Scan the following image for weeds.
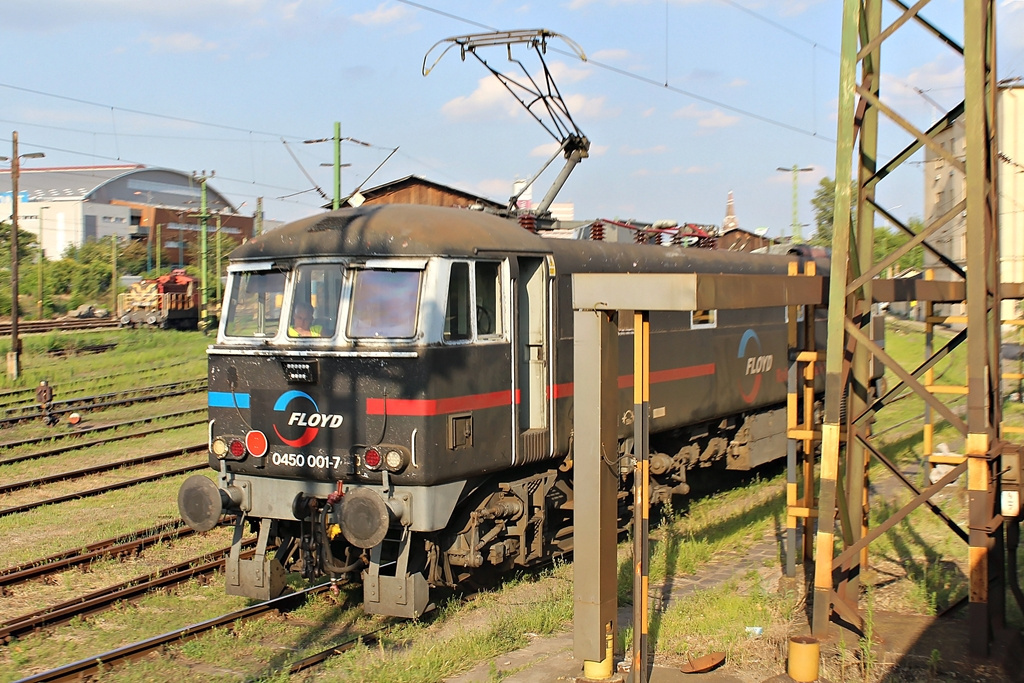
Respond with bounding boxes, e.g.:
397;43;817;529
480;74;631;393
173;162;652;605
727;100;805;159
859;585;877;682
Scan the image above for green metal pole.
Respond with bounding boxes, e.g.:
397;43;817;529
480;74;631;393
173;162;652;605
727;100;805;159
199;175;209;319
111;236;117;315
37;248;43;319
333;121;341;211
813;0;859;638
215;214;222;305
156;224;162;273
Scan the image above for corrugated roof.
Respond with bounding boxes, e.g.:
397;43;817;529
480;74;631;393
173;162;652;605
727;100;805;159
0;165;236;211
0;165;144;201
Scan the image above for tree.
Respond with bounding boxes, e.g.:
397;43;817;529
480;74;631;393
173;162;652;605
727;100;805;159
0;220;39;270
809;177;836;246
809;176;924;273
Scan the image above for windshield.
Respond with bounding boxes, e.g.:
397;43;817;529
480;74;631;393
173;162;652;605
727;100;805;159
223;270;286;337
348;269;422;339
288;264;343;338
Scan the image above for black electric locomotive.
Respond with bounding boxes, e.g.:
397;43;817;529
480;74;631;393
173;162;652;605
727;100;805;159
178;203;822;618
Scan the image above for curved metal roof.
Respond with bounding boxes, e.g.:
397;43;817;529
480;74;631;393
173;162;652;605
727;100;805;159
230;203;798;279
0;165;236;211
231;203;547;262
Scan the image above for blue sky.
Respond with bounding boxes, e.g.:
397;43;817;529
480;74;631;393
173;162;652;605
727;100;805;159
2;0;1023;236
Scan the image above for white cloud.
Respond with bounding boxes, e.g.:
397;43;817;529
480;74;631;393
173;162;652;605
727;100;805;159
885;58;964;122
673;165;714;175
146;32;218;53
351;2;411;26
475;178;514;198
440;63;609;123
529;140;607;158
672;104;740;128
548;61;592;84
280;1;302;21
621;144;668;156
441;75;523;122
530;142;564;158
566;93;621;119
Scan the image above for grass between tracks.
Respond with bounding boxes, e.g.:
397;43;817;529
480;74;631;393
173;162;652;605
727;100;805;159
3;323;1024;682
0;328;208;394
0;470;790;683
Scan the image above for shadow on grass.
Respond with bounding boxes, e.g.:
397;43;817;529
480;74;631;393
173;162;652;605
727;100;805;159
637;483;787;655
870;497;967;614
239;582;368;681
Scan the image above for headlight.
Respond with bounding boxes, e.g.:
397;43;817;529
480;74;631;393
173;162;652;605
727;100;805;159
384;448;406;472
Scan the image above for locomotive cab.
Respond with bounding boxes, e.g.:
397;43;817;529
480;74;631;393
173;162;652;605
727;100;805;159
182;218;558;615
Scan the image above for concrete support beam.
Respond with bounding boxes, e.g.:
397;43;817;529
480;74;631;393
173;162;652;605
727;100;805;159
572;308;620;667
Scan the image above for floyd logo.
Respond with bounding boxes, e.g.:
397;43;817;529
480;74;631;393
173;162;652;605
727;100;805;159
738;329;773;404
272;390;344;448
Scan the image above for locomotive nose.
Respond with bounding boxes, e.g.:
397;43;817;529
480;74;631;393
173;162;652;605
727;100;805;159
340;487;392;548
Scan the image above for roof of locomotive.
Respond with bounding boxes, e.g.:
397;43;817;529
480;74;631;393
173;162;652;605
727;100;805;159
230;204;549;262
230;203;807;276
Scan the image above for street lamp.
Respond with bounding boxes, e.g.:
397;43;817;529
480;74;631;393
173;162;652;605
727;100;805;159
776;165;814;243
2;131;45;379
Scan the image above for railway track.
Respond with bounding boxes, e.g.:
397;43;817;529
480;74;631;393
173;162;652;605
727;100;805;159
0;540;258;643
0;378;206;428
12;584;379;683
0;408;205;459
0;359;199;411
0;444;207;496
0;520;195;587
0;456;206;519
0;318;120;336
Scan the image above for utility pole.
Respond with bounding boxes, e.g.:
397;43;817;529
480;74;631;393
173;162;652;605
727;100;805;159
37;206;44;320
37;248;43;319
111;236;117;314
215;213;222;304
304;124;363;210
333;121;341;210
156;224;162;272
255;197;263;236
777;165;813;242
2;131;45;379
193;171;214;323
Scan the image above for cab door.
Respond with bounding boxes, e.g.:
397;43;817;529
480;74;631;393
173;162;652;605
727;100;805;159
513;256;551;464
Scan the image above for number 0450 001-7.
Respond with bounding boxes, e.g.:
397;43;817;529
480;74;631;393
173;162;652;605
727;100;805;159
270;452;342;469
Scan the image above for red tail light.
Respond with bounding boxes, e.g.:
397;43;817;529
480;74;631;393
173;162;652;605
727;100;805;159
364;447;382;470
229;439;247;458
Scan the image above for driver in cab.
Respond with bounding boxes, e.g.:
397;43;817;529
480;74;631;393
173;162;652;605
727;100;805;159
289;303;322;337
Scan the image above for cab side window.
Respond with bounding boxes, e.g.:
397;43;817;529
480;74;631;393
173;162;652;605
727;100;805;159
445;263;471;341
444;260;502;342
476;262;501;336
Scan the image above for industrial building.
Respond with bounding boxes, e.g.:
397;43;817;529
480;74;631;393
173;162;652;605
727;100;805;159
922;84;1024;317
0;165;254;263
